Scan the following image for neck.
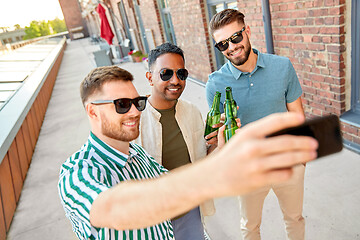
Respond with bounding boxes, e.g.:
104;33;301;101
148;95;177;110
233;49;258;73
92;130;130;155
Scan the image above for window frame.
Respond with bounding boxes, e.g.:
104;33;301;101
350;0;360;114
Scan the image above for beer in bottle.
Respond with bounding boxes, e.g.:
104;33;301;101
225;86;237;117
204;91;221;137
224;99;239;142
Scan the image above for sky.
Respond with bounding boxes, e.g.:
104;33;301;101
0;0;64;28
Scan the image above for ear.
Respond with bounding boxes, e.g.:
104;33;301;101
146;71;153;86
245;25;251;39
86;103;98;121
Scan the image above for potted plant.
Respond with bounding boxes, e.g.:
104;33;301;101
131;50;143;62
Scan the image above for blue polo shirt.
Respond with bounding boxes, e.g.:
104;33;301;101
206;49;302;126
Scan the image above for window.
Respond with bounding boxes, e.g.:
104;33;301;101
342;0;360;127
207;1;238;69
158;0;177;45
350;0;360;115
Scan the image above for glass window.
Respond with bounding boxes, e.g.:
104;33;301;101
207;1;238;69
158;0;177;45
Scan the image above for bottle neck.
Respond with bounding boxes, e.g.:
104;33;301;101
225;89;233;101
224;99;234;121
212;94;221;111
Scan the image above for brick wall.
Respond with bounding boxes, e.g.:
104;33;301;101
137;0;165;47
168;0;213;82
58;0;88;40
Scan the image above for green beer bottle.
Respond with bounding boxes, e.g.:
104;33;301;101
204;91;221;137
224;99;239;142
225;86;237;117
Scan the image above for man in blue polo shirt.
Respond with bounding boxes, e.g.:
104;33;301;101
206;9;306;240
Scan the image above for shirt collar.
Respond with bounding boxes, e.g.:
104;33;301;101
228;48;265;79
88;132;138;168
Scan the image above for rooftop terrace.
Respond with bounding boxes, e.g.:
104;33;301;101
1;38;360;240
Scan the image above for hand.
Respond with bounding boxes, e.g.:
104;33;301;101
204;122;223;145
209;112;318;197
217;118;241;149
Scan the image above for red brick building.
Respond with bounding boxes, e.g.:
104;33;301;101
83;0;360;153
59;0;89;39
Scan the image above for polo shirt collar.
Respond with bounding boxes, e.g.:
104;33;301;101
228;48;266;79
88;132;138;168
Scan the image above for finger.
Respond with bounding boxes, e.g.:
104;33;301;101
257;135;318;156
254;149;317;173
237;112;305;139
205;130;218;140
206;136;218;145
254;168;294;187
212;122;224;128
236;118;241;128
217;125;226;148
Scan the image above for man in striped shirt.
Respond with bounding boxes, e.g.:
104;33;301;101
58;66;318;240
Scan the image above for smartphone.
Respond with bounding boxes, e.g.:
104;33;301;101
267;114;343;159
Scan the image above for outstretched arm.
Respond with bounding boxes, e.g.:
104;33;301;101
90;112;318;230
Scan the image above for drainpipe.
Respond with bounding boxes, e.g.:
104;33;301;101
261;0;275;54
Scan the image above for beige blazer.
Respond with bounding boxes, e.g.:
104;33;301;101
134;99;215;216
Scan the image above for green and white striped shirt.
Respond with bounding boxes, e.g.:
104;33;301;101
58;132;174;240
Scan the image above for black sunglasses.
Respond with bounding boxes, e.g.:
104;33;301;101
215;27;246;52
158;68;189;81
91;96;147;114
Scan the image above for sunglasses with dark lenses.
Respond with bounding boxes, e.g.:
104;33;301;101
91;96;148;114
214;27;246;52
159;68;189;81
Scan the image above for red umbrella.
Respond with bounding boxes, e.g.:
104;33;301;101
96;4;114;45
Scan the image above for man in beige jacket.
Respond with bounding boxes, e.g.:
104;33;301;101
134;43;214;240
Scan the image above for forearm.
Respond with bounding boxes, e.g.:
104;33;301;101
90;158;217;230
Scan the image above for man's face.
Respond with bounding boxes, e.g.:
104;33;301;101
148;53;186;103
92;81;141;142
213;21;251;66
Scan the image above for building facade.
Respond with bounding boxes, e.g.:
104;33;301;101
58;0;89;40
0;28;26;45
81;0;360;152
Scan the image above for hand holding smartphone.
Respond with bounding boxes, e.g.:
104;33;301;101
267;114;343;159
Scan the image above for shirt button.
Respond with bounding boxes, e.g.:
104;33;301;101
250;83;254;87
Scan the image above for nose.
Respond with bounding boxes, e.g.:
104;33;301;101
169;71;181;84
227;41;237;51
127;103;141;116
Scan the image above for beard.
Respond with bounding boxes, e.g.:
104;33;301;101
225;40;252;66
100;113;140;142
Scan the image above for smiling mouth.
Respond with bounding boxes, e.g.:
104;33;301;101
123;121;137;127
230;48;242;56
167;87;181;92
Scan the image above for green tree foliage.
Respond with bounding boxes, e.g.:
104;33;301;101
23;18;67;40
49;18;67;33
14;24;21;30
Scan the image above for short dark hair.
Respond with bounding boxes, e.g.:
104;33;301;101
80;66;133;106
148;42;185;70
209;9;245;36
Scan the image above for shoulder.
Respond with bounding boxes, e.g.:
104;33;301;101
208;63;231;82
130;143;168;172
59;143;96;180
260;53;293;70
177;99;201;114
